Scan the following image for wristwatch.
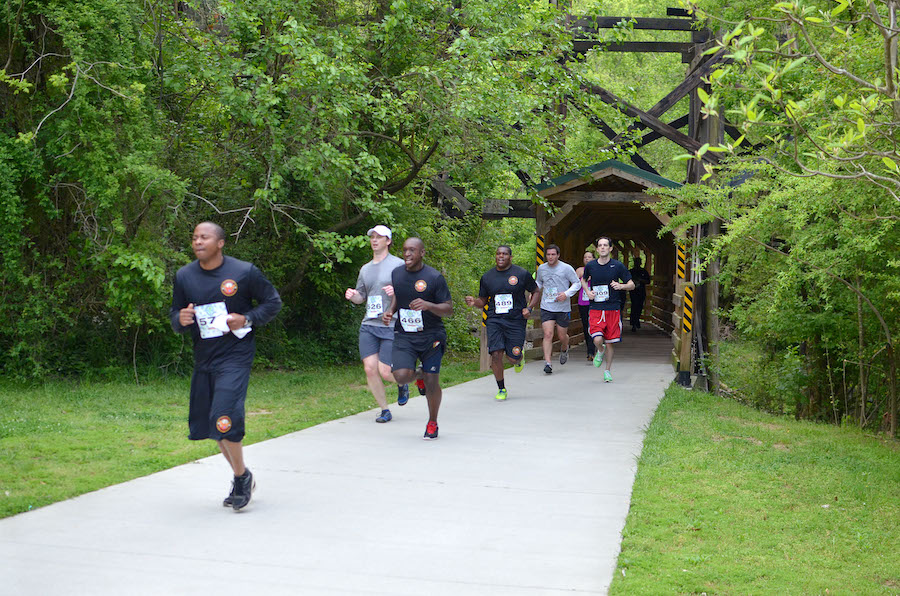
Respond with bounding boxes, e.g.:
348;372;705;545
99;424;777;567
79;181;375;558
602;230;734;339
242;315;253;328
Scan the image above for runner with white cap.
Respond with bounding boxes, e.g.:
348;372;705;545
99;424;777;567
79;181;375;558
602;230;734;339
344;225;409;422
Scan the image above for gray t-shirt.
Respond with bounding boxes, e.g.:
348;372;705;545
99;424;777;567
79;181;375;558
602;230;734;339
535;261;580;313
355;254;404;326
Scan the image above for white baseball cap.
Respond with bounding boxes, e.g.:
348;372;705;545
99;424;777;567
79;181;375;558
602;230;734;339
366;225;392;239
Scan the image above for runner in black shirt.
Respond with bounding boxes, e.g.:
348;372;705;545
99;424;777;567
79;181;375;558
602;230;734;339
170;222;282;511
465;245;539;401
382;237;453;440
581;236;634;383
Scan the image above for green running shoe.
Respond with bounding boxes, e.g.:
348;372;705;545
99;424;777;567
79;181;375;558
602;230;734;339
495;388;508;401
593;350;603;368
604;370;613;383
514;359;524;373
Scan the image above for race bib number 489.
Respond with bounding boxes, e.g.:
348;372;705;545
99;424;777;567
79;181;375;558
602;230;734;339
494;293;513;314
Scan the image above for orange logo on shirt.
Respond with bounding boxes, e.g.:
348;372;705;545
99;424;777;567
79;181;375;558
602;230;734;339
508;276;518;285
216;416;232;433
415;280;427;292
221;279;238;296
512;346;522;356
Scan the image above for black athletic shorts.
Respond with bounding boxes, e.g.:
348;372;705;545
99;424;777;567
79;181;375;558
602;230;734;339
486;318;526;360
188;367;251;442
391;330;447;374
540;309;571;328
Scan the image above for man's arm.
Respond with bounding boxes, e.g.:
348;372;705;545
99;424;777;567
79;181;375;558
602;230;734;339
244;266;283;326
345;269;367;304
563;266;581;299
170;273;193;333
381;294;398;326
465;295;488;309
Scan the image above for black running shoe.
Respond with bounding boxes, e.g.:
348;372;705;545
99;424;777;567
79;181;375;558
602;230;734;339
544;363;553;374
232;470;255;511
223;480;235;507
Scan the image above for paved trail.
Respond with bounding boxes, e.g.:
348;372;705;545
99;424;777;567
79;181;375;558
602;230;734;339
2;331;673;595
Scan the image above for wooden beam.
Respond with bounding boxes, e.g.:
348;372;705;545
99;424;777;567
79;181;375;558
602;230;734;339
554;191;659;203
568;100;660;174
576;76;719;161
602;47;729;147
636;114;689;147
482;199;535;219
570;16;697;31
541;199;578;234
573;40;694;54
431;177;473;211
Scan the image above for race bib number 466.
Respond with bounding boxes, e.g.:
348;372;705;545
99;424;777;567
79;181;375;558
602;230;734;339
196;302;228;339
399;308;424;332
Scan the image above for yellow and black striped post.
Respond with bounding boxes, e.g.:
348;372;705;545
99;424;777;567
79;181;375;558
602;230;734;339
536;235;545;269
678;282;694;385
677;241;687;280
682;284;694;334
482;304;488;326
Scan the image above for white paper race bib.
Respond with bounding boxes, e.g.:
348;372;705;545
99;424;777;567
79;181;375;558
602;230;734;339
196;302;228;339
580;287;589;301
544;286;558;303
366;295;383;319
495;293;513;314
592;285;610;302
399;308;424;332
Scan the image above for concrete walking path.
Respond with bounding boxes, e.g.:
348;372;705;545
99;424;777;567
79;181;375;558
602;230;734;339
1;331;673;595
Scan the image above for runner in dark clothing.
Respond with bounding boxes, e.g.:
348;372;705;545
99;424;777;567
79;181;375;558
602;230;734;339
628;258;651;332
581;237;634;383
170;222;282;511
465;245;540;401
382;237;453;440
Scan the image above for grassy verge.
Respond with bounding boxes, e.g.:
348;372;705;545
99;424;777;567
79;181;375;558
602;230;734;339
611;385;900;595
0;357;486;519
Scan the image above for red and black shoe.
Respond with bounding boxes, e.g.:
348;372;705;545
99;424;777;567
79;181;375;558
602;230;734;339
423;421;439;440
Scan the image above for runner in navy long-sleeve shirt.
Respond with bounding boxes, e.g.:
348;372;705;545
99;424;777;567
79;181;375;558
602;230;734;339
170;222;282;511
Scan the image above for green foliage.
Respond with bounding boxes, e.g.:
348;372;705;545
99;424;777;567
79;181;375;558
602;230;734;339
655;161;899;430
0;0;578;378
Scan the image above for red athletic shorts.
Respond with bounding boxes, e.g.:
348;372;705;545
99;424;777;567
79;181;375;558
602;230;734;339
588;309;622;343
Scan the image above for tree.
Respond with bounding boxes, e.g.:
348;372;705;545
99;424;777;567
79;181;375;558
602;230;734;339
665;0;900;435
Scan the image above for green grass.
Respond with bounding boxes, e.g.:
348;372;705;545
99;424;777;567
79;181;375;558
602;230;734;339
611;385;900;595
0;357;487;519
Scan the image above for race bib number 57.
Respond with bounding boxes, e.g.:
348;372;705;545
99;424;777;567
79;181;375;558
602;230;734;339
196;302;228;339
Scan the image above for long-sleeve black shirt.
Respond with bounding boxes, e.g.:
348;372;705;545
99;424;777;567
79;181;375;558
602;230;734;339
170;256;282;371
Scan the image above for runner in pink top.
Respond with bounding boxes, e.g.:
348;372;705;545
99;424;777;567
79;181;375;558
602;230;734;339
575;250;595;360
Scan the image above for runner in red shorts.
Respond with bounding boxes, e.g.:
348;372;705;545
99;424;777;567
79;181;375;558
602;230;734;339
581;237;634;382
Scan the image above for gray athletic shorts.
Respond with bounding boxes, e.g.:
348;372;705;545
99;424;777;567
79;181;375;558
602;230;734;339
540;309;571;328
359;324;394;365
